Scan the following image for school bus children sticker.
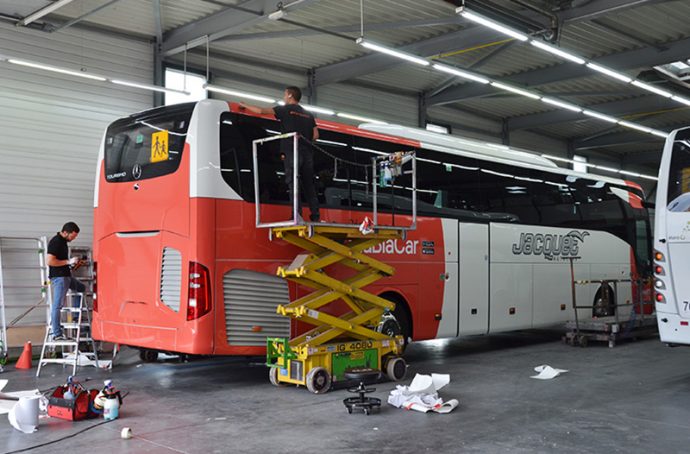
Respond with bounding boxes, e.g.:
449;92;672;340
151;130;169;163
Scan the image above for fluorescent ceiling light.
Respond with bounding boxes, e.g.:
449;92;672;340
316;139;347;147
595;165;620;173
582;110;619;123
432;63;490;84
586;63;632;83
8;58;106;81
530;40;585;64
638;174;658;181
337;112;387;124
649;129;669;138
491;82;540;100
541;97;582;112
302;104;335;115
204;84;276;103
19;0;74;26
619;170;641;177
111;79;189;95
672;95;690;107
631;80;673;98
460;10;528;42
357;39;430;66
618;120;652;133
485;143;510;150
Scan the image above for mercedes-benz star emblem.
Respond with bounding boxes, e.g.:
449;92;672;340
133;164;142;180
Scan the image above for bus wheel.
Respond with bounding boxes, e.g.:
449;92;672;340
306;367;331;394
139;349;159;363
592;286;615;318
269;367;286;387
385;357;407;382
380;293;412;350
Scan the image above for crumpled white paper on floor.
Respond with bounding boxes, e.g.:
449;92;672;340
388;373;459;414
531;365;568;380
0;390;43;416
9;396;40;434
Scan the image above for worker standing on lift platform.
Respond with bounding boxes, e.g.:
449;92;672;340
240;86;321;223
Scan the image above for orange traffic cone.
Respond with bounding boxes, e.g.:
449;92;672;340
15;341;32;369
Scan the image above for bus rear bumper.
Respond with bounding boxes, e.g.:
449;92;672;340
93;319;213;355
657;312;690;345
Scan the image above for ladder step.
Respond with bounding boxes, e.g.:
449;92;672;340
45;340;79;346
60;323;90;329
61;307;90;312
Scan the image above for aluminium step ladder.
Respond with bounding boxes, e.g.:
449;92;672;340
37;291;100;376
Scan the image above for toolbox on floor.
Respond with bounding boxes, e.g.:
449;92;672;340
47;386;99;421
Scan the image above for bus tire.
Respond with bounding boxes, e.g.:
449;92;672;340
592;285;615;318
306;367;331;394
139;349;159;363
380;292;412;349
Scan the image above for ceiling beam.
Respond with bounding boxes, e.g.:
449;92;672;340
314;25;504;86
508;95;681;130
52;0;124;32
573;127;678;150
313;0;657;87
161;0;318;56
216;16;465;42
429;35;690;106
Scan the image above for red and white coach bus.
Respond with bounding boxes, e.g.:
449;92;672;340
92;99;652;359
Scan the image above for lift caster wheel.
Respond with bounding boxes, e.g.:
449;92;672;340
385;357;407;382
306;367;332;394
269;367;286;387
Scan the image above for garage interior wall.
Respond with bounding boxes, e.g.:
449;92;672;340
0;22;152;335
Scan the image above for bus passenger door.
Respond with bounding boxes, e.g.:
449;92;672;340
458;223;489;335
436;219;459;338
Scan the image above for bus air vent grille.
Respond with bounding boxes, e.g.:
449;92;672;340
223;269;290;346
160;247;182;312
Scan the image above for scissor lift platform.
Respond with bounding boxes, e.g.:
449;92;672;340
266;224;407;393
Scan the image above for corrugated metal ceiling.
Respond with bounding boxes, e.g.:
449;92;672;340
2;0;689;167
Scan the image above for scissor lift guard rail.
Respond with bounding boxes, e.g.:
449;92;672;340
254;133;415;393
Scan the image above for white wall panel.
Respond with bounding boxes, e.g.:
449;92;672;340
0;23;152;333
0;23;152;247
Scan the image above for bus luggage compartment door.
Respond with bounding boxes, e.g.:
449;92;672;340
458;223;489;335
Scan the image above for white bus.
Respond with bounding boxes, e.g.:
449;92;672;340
654;126;690;344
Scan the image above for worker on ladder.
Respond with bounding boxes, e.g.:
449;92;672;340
240;86;321;223
46;222;84;341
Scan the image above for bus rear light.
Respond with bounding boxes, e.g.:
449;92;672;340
92;262;98;312
655;279;665;289
656;292;665;303
654;251;665;262
682;321;689;326
655;265;664;275
187;261;211;321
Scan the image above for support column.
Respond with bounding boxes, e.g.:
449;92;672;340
418;93;427;129
307;69;317;105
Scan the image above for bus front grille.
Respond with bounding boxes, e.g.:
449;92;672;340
223;269;290;346
160;247;182;312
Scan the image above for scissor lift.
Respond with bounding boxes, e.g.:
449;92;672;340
254;133;415;393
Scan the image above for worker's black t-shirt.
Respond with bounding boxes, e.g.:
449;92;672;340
273;104;316;153
47;233;70;278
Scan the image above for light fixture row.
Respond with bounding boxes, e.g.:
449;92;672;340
353;40;669;139
0;55;190;95
204;84;388;124
457;8;690;108
542;154;658;180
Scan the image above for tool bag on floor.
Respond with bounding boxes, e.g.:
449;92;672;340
47;386;99;421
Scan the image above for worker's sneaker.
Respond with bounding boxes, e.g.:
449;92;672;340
52;334;68;341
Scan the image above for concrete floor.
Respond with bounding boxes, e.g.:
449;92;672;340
1;330;689;454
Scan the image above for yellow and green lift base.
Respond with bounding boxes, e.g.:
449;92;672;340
266;224;408;393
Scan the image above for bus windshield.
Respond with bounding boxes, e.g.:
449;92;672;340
667;130;690;212
104;103;194;183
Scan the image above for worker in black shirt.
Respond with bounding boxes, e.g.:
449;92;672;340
46;222;86;340
240;86;321;222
